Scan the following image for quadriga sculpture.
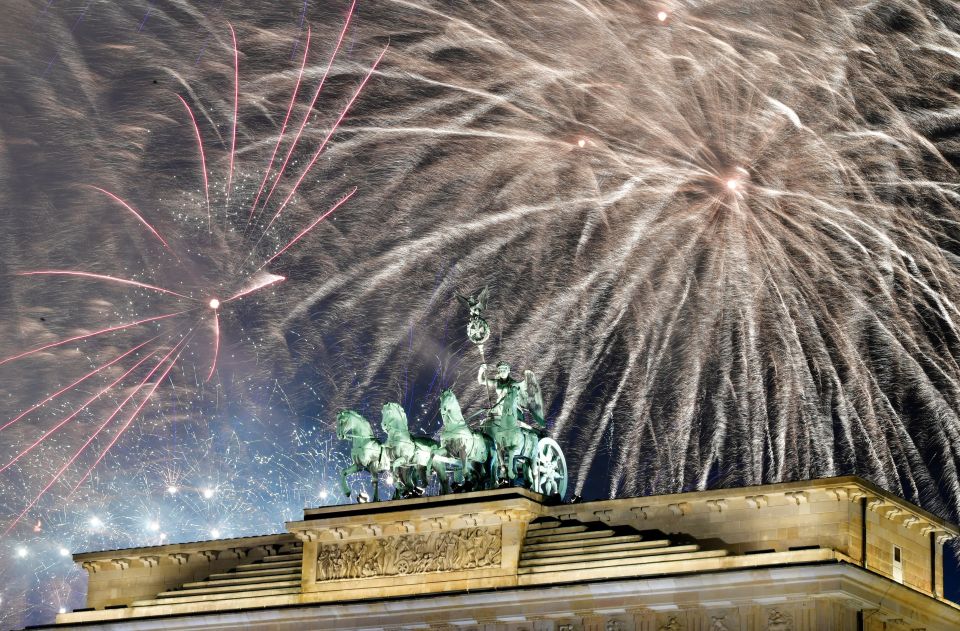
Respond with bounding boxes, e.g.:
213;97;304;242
381;402;451;498
336;409;390;502
485;385;539;486
436;389;492;491
335;288;568;502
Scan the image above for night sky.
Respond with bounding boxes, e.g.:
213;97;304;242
2;1;960;626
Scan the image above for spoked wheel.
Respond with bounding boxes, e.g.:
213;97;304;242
532;437;567;498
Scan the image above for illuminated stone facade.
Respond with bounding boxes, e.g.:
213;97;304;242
50;477;960;630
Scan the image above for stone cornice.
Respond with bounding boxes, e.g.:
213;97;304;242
72;532;297;566
542;476;959;537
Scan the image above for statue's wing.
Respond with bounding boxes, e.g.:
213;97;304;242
477;285;489;311
456;293;471;308
523;370;546;427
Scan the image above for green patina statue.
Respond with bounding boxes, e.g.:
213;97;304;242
435;389;491;491
336;409;390;502
477;361;546;428
335;286;568;502
381;402;451;498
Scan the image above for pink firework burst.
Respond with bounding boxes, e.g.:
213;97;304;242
1;3;384;533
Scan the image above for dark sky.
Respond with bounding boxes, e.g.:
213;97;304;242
2;0;960;626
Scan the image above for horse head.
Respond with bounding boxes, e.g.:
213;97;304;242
439;389;466;427
336;409;370;440
381;402;409;436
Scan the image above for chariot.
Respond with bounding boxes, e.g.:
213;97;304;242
337;286;568;501
436;386;568;499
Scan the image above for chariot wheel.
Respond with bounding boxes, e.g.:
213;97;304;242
532;437;567;498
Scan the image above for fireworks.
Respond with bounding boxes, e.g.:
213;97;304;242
0;2;383;528
2;0;960;626
270;0;960;517
1;1;381;624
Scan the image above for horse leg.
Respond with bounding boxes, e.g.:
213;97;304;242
370;465;380;502
470;460;485;491
458;456;469;490
393;466;406;499
497;444;513;483
433;448;456;490
406;463;420;497
415;465;428;495
340;463;360;498
433;459;450;495
506;439;519;482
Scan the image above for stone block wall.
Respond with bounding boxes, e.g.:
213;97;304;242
543;477;955;599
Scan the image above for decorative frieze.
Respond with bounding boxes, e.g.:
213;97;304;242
658;615;683;630
884;507;905;521
766;609;792;631
847;489;867;502
139;555;160;568
706;499;728;512
668;503;691;517
109;558;130;570
745;495;768;509
495;508;536;523
197;550;219;562
784;491;808;505
316;526;501;580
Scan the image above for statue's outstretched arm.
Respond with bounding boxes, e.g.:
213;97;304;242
478;363;489;386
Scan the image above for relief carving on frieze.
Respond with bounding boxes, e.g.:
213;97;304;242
316;525;501;580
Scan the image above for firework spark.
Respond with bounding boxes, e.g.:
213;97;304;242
0;7;379;540
3;0;960;626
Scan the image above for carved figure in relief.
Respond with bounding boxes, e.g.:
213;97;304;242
336;409;390;501
315;527;501;581
658;617;682;631
710;616;728;631
381;402;451;497
766;610;792;631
